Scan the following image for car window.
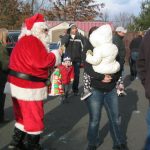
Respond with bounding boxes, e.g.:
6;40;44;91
6;32;20;55
9;32;20;42
50;43;59;50
11;33;20;42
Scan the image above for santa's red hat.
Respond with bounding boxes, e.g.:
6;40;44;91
25;13;45;30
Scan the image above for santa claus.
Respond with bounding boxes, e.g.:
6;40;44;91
4;13;62;149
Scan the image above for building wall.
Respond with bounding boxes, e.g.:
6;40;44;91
48;22;84;42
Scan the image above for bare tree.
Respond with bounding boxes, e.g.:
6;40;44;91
101;10;109;22
41;0;105;21
113;12;134;28
24;0;46;14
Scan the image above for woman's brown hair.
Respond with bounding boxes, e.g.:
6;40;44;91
0;28;8;45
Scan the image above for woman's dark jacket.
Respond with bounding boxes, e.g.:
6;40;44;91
129;35;142;53
82;38;121;92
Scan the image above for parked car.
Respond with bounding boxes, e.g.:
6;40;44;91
49;42;61;51
6;31;20;55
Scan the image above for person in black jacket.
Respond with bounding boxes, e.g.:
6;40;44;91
61;23;85;95
137;29;150;150
113;26;127;96
83;27;127;150
129;32;143;81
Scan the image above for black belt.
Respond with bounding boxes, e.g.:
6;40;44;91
9;69;47;82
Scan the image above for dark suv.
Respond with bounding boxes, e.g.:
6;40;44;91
6;31;20;55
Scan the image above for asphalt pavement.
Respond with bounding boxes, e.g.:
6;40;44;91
0;65;148;150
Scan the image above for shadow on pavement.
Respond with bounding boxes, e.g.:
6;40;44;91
119;88;139;141
0;106;14;129
124;74;132;88
41;87;88;149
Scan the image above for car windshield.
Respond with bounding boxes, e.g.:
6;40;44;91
9;32;20;42
50;43;59;50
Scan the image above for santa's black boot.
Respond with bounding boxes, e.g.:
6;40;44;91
8;127;26;150
26;134;42;150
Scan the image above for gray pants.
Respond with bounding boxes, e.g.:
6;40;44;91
60;84;71;101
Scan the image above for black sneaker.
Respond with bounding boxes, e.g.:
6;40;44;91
80;90;92;101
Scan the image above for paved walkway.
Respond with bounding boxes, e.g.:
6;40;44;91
0;65;148;150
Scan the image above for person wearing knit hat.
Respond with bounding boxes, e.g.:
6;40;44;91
113;26;127;96
5;13;62;149
57;55;74;104
61;23;85;96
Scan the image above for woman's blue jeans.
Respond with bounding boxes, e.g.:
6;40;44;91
86;87;125;147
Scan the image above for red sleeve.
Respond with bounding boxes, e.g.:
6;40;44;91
9;36;56;78
70;66;74;80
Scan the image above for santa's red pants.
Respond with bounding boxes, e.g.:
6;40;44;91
12;97;44;134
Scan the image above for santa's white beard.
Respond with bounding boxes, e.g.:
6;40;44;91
19;22;50;52
31;29;50;52
36;32;50;52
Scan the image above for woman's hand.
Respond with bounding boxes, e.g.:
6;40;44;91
58;48;63;56
86;50;93;55
102;74;112;83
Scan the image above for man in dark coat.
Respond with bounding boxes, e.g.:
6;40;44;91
137;29;150;150
113;26;127;96
129;32;143;81
61;23;85;95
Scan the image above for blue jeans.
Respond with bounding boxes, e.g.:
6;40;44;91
86;87;125;147
144;107;150;150
131;51;139;61
130;51;139;78
72;62;80;93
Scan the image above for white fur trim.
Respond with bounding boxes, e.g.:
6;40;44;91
51;50;61;66
27;131;43;135
4;82;48;101
31;22;48;33
15;122;43;134
26;30;32;35
15;122;25;132
19;22;48;39
18;27;32;39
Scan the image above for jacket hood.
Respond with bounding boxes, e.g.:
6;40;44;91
89;24;112;47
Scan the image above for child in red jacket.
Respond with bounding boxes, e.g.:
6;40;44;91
58;56;74;104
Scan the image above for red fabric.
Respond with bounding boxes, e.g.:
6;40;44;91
9;35;56;79
25;13;44;30
12;97;44;132
58;65;74;84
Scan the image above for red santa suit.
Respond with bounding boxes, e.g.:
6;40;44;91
4;14;61;135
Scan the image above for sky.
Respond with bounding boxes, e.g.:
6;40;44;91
97;0;143;19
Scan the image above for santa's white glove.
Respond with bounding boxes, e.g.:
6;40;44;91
86;50;93;56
